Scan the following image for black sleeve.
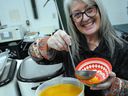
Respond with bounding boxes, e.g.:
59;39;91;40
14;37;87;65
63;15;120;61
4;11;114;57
114;43;128;80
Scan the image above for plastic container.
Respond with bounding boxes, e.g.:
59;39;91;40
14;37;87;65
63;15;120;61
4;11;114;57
0;59;20;96
17;56;64;96
35;77;85;96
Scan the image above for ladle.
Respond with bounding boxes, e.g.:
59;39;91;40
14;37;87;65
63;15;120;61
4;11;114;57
68;46;96;80
54;0;96;80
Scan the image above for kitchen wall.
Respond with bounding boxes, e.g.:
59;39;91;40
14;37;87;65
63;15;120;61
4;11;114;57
101;0;128;25
0;0;25;26
0;0;128;35
0;0;60;35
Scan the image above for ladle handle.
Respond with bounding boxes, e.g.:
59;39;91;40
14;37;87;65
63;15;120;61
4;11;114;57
68;46;76;70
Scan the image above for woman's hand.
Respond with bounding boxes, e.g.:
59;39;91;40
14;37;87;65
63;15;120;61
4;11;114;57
90;72;116;90
47;29;71;51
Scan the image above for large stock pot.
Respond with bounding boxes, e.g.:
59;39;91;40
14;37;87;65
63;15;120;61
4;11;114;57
17;56;64;96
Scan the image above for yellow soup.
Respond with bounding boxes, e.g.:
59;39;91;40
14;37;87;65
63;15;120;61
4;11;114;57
38;83;82;96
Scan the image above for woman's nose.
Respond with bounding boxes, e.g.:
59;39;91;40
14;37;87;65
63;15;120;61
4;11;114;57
82;13;90;21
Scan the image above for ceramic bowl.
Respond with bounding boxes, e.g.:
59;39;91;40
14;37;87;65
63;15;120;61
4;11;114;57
75;57;112;85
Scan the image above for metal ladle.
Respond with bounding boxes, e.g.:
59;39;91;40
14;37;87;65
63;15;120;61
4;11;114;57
68;46;96;80
53;0;96;80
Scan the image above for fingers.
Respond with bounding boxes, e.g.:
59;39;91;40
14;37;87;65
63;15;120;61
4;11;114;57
57;30;71;45
53;30;70;50
47;29;71;51
109;72;116;77
90;72;116;90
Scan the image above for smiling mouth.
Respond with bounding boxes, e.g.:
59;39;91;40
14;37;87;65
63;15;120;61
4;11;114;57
81;19;95;27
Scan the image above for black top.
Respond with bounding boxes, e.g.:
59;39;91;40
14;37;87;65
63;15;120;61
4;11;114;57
34;34;128;96
60;35;128;96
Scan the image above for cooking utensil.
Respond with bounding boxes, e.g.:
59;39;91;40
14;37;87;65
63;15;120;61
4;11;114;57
75;70;96;80
68;46;96;80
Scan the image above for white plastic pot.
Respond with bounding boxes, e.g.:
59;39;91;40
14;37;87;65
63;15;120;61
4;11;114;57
0;51;8;76
17;56;64;96
35;77;85;96
0;59;20;96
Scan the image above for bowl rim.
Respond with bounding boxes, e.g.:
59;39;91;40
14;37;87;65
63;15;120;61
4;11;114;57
35;77;85;96
76;57;112;71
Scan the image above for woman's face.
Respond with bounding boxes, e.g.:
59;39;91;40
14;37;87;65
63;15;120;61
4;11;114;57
70;0;101;36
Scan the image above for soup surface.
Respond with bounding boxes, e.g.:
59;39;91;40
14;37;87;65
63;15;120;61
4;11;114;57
39;83;82;96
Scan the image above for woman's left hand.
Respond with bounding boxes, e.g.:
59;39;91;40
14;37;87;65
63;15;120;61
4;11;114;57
90;72;116;90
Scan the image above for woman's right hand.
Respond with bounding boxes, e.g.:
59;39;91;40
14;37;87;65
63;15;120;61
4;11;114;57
47;29;71;51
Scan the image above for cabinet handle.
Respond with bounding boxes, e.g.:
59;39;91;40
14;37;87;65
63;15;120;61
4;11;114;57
31;0;38;19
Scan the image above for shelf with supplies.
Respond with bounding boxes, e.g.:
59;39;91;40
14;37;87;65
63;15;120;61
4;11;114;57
0;40;32;59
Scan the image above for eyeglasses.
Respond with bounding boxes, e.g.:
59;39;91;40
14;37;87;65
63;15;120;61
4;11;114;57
70;5;97;23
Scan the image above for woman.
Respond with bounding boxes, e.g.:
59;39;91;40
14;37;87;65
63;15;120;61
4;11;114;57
28;0;128;95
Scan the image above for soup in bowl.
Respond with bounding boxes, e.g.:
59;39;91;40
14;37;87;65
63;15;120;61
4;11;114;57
35;77;84;96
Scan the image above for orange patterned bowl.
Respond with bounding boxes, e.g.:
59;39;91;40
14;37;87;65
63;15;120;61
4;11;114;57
75;57;112;86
